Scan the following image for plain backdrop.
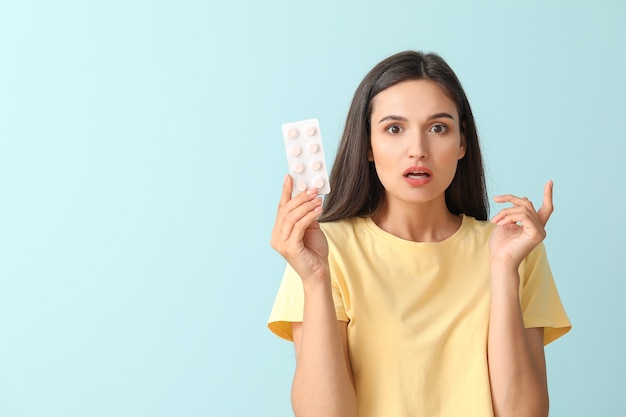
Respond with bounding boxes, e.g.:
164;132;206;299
1;1;624;416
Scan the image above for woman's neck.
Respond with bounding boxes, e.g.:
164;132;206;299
371;198;462;243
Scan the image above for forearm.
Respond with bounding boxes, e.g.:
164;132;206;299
292;280;357;417
488;264;548;417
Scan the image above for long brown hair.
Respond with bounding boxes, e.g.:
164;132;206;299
319;51;489;222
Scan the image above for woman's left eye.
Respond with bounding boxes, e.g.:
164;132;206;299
429;124;448;134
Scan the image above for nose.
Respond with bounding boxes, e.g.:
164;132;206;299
408;131;428;159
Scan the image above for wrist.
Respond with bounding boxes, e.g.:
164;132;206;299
301;273;332;293
489;253;521;273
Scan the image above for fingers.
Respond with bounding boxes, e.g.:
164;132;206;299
491;205;540;229
490;181;554;228
537;180;554;226
491;194;536;225
275;175;317;225
279;191;322;238
277;174;293;209
492;194;535;210
271;178;322;252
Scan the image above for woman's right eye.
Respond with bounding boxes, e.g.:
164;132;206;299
386;124;403;134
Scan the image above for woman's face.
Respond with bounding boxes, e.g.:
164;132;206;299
368;79;466;209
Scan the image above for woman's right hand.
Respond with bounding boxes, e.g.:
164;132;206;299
271;175;329;285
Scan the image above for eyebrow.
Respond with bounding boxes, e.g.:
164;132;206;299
377;112;456;124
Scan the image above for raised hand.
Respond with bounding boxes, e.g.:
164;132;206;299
489;181;554;268
270;175;329;284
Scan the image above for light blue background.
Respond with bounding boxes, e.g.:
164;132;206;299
1;1;624;416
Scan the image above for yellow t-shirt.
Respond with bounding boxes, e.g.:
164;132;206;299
268;214;571;417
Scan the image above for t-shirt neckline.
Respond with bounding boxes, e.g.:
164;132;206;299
359;213;470;248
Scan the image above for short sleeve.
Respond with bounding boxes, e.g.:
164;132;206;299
519;243;572;345
267;264;349;342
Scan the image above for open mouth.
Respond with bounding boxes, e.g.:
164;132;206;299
404;171;431;179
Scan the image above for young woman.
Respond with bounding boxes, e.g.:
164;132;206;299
268;51;570;417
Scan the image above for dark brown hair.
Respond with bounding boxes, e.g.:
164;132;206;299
319;50;489;222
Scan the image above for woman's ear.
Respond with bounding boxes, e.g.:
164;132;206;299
458;142;466;160
367;148;374;162
458;122;467;160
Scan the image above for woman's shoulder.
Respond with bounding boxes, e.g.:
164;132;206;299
319;216;364;234
463;214;494;230
461;214;496;238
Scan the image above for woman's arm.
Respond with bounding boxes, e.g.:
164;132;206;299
271;176;357;417
488;264;548;417
292;316;356;417
487;181;554;417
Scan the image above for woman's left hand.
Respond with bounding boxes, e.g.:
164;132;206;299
489;181;554;269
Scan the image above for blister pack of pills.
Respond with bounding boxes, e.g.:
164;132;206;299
281;118;331;195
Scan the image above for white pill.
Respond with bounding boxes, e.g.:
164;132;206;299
305;125;317;136
292;161;305;174
287;128;299;139
289;145;302;156
312;177;325;188
296;180;308;192
310;158;322;171
308;143;319;153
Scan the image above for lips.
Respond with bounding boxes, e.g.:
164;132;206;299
403;167;432;178
403;166;432;186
